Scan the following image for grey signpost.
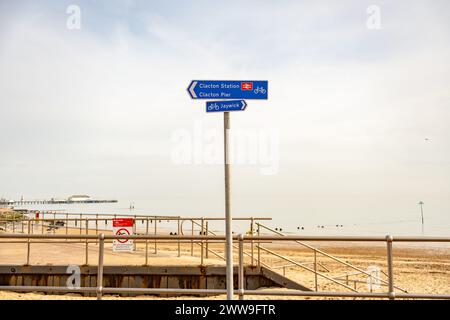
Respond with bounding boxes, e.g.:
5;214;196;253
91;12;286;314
187;80;268;300
223;111;232;299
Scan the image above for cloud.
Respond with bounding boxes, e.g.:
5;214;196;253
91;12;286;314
0;1;449;225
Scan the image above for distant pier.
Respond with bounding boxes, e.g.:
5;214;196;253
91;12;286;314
0;199;118;206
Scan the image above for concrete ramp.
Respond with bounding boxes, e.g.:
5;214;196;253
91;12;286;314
261;266;311;291
0;264;311;296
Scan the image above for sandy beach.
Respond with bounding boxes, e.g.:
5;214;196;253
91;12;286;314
1;224;449;300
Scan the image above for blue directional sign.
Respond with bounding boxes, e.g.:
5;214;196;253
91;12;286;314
206;100;247;113
188;80;268;100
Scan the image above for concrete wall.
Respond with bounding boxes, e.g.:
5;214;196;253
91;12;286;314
0;265;279;297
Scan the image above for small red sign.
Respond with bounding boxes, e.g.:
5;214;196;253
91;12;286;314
113;218;134;228
112;218;134;251
241;82;253;91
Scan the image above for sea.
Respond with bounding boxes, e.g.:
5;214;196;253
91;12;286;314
9;200;450;239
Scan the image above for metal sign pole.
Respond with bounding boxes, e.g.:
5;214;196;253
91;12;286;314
419;201;425;234
419;201;424;225
224;111;233;300
187;79;268;300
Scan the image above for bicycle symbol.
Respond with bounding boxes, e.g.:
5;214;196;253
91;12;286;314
208;103;219;111
254;86;267;95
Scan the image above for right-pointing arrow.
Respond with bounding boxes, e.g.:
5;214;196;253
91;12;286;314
241;100;247;110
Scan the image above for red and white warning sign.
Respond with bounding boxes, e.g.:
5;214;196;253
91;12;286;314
112;218;134;252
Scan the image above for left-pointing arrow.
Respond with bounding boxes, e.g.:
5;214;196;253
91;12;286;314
188;81;197;99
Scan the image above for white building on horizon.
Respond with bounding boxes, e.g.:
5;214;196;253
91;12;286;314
68;195;91;202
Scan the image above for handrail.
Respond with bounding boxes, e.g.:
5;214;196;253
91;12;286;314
257;245;358;292
2;233;450;242
256;223;408;292
0;232;449;300
271;262;330;272
189;219;272;268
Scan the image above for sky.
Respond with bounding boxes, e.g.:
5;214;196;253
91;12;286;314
1;0;449;228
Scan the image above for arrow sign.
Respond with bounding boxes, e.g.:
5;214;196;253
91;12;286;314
188;80;268;100
206;100;247;113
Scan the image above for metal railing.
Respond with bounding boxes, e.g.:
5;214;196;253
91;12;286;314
255;223;408;293
0;233;449;300
0;216;270;265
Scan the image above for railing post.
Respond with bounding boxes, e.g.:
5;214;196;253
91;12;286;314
238;234;245;300
200;238;204;266
191;220;194;256
65;213;68;239
250;217;254;266
79;214;82;234
97;233;105;300
154;218;158;254
386;235;395;300
133;216;137;252
205;221;209;259
133;219;137;251
314;250;318;291
145;218;149;265
26;220;31;265
201;218;204;265
257;223;261;268
178;219;181;257
85;220;89;265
